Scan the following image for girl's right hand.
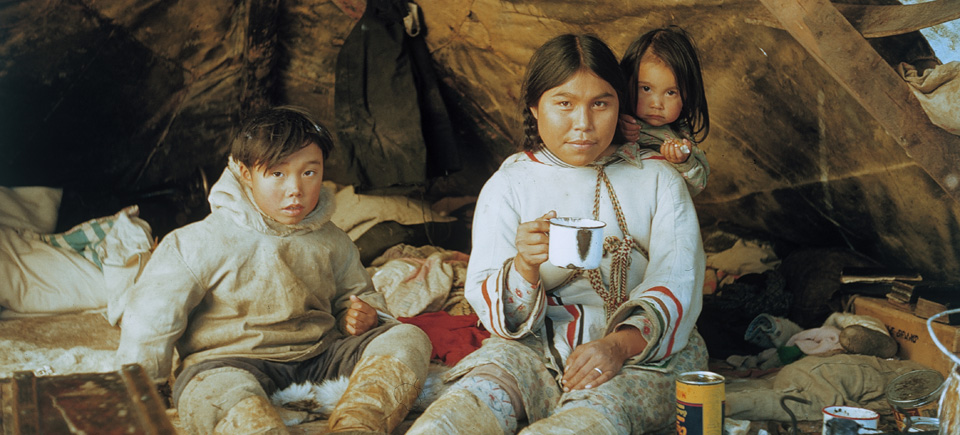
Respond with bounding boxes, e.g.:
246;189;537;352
618;114;641;143
514;210;556;285
660;138;692;164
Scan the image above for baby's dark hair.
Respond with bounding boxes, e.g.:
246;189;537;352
231;106;334;171
620;26;710;143
519;34;628;151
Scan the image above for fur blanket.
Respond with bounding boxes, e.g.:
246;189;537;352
268;363;451;425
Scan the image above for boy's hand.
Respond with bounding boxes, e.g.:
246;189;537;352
660;138;691;164
514;210;556;285
618;114;641;143
344;295;377;336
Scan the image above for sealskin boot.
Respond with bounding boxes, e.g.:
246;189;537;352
327;355;422;434
405;388;504;435
518;407;617;435
212;395;290;435
178;366;285;434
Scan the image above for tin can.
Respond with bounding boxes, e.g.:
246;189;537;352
885;369;944;431
676;371;725;435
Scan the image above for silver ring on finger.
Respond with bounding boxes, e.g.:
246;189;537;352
594;367;603;376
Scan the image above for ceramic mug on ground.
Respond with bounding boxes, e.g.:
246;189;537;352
548;217;605;270
822;406;879;434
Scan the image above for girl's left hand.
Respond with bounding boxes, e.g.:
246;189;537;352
560;336;627;391
344;295;378;336
660;138;692;164
618;114;642;143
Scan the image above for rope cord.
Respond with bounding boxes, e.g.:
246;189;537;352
584;163;642;318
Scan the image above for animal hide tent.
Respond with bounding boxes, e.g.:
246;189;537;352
1;1;960;433
1;0;958;282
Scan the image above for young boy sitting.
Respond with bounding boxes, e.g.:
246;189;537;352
115;106;431;434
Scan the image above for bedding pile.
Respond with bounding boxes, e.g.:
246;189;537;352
0;186;154;321
328;181;455;241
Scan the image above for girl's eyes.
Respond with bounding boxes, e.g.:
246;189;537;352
304;170;317;177
271;171;284;178
640;86;652;92
556;100;610;108
667;90;679;96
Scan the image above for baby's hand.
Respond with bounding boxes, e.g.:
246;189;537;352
618;114;641;143
659;138;691;164
344;295;377;336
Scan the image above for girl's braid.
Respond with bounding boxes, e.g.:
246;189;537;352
521;109;540;150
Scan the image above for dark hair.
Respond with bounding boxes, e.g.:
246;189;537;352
230;106;334;171
519;34;628;151
620;26;710;143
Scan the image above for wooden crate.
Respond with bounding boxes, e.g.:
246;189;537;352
0;364;175;434
853;296;960;376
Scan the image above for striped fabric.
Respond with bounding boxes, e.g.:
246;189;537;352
39;215;118;270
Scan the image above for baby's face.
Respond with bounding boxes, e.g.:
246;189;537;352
241;142;325;225
634;53;682;127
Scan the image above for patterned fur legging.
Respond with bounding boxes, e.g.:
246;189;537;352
437;330;709;434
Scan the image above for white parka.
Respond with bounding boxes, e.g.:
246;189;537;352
115;160;387;381
466;148;705;366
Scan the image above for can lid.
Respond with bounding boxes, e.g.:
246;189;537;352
886;369;946;405
678;370;725;385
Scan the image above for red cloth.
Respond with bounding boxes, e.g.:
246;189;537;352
398;311;490;366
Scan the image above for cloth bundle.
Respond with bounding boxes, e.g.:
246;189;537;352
368;245;469;318
744;313;803;349
898;61;960;136
726;354;929;422
398;312;489;366
786;326;843;356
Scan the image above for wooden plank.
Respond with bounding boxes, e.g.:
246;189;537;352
839;1;960;39
5;372;39;434
746;0;960;38
119;364;175;435
759;0;960;203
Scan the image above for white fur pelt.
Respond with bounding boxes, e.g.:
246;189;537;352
0;339;116;378
269;363;451;425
